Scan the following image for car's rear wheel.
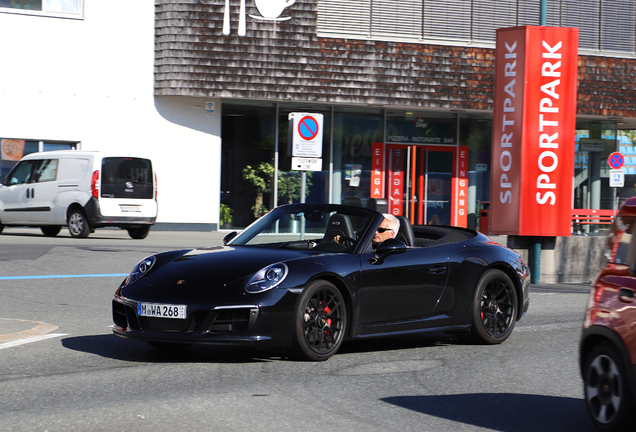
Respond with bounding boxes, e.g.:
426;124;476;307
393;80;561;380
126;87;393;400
67;208;90;238
468;269;518;344
41;226;62;237
127;226;151;240
291;280;347;361
584;342;635;431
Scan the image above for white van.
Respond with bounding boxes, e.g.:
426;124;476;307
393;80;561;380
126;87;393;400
0;151;157;239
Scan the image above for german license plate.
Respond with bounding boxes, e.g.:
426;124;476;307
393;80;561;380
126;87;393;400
120;205;141;212
137;303;187;319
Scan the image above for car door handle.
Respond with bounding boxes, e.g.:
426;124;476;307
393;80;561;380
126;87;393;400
26;188;34;199
429;266;447;274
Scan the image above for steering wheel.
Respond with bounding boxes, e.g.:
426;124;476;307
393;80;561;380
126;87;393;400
324;230;355;248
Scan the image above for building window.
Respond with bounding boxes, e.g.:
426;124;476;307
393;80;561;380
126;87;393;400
332;107;384;207
573;120;617;211
0;139;77;179
317;0;636;56
0;0;83;19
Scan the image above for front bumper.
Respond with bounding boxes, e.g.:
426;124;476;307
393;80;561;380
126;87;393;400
112;291;296;349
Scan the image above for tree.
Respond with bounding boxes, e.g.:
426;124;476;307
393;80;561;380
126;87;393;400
242;163;274;219
278;171;313;205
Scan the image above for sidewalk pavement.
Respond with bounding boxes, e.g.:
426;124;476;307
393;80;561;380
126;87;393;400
0;318;59;343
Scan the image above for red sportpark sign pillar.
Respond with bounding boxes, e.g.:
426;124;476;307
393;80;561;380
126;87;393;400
490;26;579;236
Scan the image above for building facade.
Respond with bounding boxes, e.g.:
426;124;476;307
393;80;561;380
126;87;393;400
2;0;636;235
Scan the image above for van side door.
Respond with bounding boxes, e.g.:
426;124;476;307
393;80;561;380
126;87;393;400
28;159;59;224
0;160;37;224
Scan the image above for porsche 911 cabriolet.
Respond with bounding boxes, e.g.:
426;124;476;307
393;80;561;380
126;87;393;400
113;203;531;361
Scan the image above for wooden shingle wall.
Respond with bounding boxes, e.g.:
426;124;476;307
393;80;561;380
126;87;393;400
155;0;636;118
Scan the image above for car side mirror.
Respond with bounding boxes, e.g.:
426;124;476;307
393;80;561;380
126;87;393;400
368;238;407;265
223;231;238;245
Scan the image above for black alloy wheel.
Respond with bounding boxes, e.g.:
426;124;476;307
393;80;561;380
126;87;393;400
291;280;347;361
583;342;635;431
469;269;518;344
41;226;62;237
67;208;90;238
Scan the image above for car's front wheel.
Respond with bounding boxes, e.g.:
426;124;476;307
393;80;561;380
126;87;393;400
468;269;518;344
584;342;635;431
67;208;90;238
291;280;347;361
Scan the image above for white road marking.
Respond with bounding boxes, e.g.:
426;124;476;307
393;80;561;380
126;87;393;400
0;318;66;349
0;333;67;350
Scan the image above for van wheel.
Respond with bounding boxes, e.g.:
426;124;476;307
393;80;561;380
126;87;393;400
41;226;62;237
68;209;90;238
127;226;151;240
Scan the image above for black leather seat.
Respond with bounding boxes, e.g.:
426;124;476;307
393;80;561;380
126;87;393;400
322;213;355;244
395;216;415;246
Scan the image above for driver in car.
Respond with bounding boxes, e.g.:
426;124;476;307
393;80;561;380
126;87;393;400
372;214;400;249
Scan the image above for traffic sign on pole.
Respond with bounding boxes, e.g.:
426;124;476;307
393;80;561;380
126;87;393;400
289;112;323;158
608;152;625;169
610;169;624;187
292;157;322;171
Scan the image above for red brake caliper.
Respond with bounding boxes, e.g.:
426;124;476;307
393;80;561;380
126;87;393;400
324;306;332;336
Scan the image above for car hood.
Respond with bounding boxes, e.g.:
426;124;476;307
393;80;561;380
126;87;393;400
122;246;313;299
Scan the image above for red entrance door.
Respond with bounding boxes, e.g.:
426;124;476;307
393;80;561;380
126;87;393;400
385;144;468;227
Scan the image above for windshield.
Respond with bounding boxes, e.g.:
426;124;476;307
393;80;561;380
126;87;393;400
229;204;378;253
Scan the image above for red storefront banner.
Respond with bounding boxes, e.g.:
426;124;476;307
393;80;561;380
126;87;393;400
490;26;578;236
453;145;469;227
388;148;404;216
371;142;385;199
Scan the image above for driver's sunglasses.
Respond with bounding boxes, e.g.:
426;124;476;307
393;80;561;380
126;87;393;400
376;227;393;233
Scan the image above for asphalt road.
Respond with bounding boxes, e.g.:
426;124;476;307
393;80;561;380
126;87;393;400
0;227;594;431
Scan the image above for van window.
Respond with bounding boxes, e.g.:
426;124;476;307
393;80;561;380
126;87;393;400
101;157;153;199
33;159;58;182
6;160;36;185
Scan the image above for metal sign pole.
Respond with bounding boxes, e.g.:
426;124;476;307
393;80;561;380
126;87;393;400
300;171;306;240
301;171;306;204
614;187;618;215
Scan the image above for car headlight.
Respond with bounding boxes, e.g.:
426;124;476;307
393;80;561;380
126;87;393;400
125;256;156;285
246;263;288;293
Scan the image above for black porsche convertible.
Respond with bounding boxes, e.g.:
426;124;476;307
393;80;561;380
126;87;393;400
112;203;531;361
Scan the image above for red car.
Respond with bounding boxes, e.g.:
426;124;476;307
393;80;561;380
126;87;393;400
580;197;636;431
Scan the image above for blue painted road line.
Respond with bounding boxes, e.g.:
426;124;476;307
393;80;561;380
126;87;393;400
0;274;128;280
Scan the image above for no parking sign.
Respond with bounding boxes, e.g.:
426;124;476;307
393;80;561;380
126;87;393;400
608;152;625;169
289;112;323;158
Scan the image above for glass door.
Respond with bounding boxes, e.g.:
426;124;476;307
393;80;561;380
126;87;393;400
386;145;456;225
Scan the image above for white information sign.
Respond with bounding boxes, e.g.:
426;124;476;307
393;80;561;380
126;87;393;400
579;138;606;152
289;112;323;158
292;157;322;171
610;169;624;187
205;101;215;118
